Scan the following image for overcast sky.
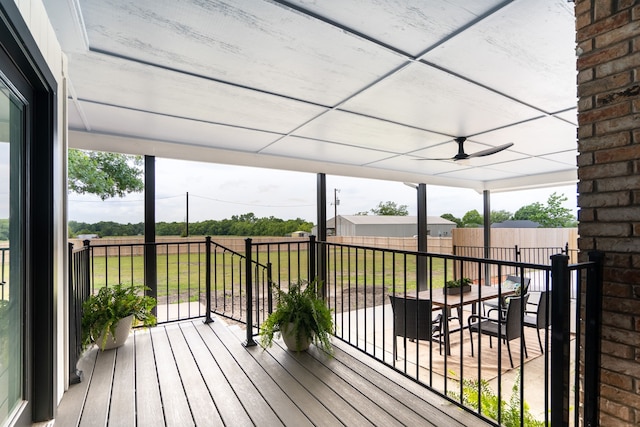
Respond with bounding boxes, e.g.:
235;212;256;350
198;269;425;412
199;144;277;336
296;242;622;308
67;157;578;225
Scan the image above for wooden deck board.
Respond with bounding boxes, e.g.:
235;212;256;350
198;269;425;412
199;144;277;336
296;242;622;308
244;341;346;427
164;324;224;427
149;327;194;427
304;345;437;426
331;342;484;426
266;341;374;426
286;345;406;427
59;317;493;427
194;322;284;426
178;323;254;426
133;330;165;426
108;338;135;426
55;349;98;427
79;349;114;427
207;319;313;426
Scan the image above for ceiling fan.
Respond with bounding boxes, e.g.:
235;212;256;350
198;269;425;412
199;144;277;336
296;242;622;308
416;137;513;161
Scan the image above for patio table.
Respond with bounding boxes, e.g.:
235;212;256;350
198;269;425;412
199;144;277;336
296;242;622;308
416;285;516;355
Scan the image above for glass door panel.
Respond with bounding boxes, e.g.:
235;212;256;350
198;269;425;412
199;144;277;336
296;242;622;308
0;77;24;427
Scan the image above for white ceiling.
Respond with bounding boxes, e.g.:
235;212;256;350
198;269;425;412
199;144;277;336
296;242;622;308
44;0;578;193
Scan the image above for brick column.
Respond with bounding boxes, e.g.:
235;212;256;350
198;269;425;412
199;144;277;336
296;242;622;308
575;1;640;426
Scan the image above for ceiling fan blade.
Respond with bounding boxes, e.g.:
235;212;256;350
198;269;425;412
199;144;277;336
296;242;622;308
466;142;514;159
413;156;454;161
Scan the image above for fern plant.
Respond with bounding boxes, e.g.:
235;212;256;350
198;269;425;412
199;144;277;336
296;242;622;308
259;280;334;355
82;284;157;350
449;371;544;427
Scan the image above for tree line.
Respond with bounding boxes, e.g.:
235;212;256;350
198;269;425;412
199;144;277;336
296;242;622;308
440;192;577;228
68;213;314;238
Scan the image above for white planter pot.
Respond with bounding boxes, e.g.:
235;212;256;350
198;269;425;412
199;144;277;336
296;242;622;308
97;314;134;350
281;323;311;352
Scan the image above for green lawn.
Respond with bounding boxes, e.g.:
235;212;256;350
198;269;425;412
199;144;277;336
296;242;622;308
87;247;451;297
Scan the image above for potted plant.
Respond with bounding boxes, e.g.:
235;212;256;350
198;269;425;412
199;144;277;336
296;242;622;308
82;283;157;351
444;277;472;295
259;280;334;355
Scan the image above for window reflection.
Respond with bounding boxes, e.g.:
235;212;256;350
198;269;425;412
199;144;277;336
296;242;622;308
0;78;23;426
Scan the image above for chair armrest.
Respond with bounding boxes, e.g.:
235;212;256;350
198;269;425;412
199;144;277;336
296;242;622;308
468;314;499;327
486;307;506;320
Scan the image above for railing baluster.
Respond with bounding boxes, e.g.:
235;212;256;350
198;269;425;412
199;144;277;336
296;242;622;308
551;254;571;427
204;236;213;324
584;251;604;426
243;238;256;347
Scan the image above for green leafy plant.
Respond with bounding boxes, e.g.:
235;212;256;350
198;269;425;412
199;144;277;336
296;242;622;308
449;372;544;427
82;284;157;350
445;277;472;288
259;280;334;355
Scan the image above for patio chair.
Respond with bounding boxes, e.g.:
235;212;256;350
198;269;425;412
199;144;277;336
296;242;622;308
483;275;530;315
468;294;529;368
388;295;443;359
524;290;551;353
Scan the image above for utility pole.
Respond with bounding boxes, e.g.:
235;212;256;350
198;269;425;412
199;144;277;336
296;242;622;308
334;188;340;236
185;191;189;237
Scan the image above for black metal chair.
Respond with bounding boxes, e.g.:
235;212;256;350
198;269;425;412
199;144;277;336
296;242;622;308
388;295;442;359
468;294;529;368
483;275;530;314
524;290;551;353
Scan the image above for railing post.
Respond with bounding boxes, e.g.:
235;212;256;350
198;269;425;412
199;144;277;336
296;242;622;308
204;236;214;324
551;253;570;427
83;239;91;294
584;250;604;426
309;235;316;282
267;262;273;313
243;238;257;347
67;243;82;384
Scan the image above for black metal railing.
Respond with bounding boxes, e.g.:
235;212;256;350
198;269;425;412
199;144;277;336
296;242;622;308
242;238;601;427
68;241;91;384
241;237;312;346
454;243;572;265
70;236;602;426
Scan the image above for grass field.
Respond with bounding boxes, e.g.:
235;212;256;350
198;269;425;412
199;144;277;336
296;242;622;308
85;247;453;298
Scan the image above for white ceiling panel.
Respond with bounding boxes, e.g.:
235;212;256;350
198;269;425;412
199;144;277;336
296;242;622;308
79;0;408;106
371;154;471;175
540;150;577;166
422;0;576;113
67;100;87;130
78;101;281;151
473;116;577;156
341;63;543;136
554;108;578;125
67;52;327;134
262;136;395;165
44;0;578;190
483;157;574;175
285;0;506;57
437;165;518;182
292;110;450;153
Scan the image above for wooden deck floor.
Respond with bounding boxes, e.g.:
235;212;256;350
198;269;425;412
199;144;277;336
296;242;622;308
55;317;490;426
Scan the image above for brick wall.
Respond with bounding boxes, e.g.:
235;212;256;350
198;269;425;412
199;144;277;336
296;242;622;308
575;1;640;425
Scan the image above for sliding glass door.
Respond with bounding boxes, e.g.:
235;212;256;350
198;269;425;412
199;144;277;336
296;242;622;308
0;75;25;426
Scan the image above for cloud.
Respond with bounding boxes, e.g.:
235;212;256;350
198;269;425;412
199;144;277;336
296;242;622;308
68;158;577;224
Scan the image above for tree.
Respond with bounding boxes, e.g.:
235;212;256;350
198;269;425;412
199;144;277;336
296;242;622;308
513;202;546;224
461;210;483;228
539;192;576;227
490;210;512;224
68;149;144;200
370;201;409;216
441;213;462;228
512;193;576;227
